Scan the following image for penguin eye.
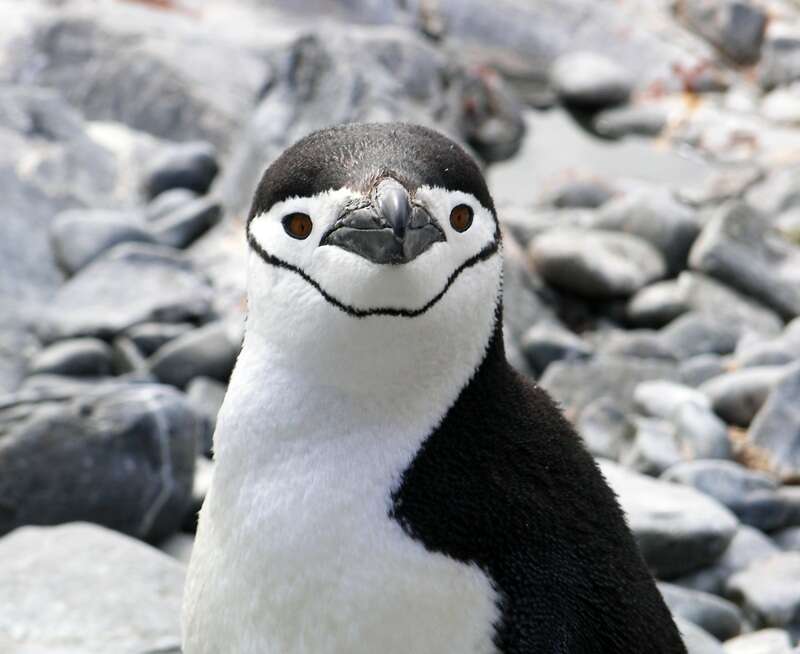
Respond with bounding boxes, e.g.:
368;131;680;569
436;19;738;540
283;213;313;240
449;204;473;233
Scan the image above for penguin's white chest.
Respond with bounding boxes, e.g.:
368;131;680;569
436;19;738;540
183;377;500;654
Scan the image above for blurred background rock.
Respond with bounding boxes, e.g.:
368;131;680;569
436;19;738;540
3;0;800;652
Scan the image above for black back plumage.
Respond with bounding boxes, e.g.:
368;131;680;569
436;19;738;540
392;313;687;654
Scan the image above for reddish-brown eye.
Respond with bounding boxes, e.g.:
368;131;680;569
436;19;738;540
449;204;473;232
283;213;313;240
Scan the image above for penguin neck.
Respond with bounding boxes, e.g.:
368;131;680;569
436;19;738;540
214;282;503;467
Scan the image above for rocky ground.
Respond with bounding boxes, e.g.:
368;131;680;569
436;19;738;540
3;0;800;652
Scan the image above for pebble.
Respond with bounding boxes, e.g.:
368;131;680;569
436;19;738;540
726;553;800;632
148;321;240;389
146;188;200;222
600;459;739;578
701;366;788;427
0;383;199;542
550;51;632;108
677;616;726;654
627;280;689;328
577;396;633;461
144;141;220;199
540;355;679;421
126;322;196;357
773;527;800;553
679;0;768;65
723;629;795;654
530;228;666;299
592;190;700;274
659;313;740;360
680;354;730;388
0;522;184;653
546;177;615;209
593;104;668;139
659;581;743;642
621;417;683;476
50;210;153;275
689;202;800;320
27;337;114;377
662;461;789;532
748;364;800;481
634;380;710;419
674;525;780;596
39;243;214;342
150;196;223;249
519;321;592;376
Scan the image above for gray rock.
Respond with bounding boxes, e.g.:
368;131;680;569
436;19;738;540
726;553;800;631
13;11;268;148
550;51;632;108
745;166;800;217
661;461;788;532
773;527;800;553
678;617;726;654
777;486;800;528
0;522;184;653
144;141;219;199
547;178;614;209
627;281;690;328
0;383;199;542
673;526;781;595
126;322;196;358
659;581;742;641
39;242;214;342
150;196;222;249
736;319;800;369
186;376;227;456
673;402;734;461
760;34;800;90
747;364;800;481
689;202;800;320
540;355;679;421
630;273;783;337
577;397;633;461
28;337;114;378
679;0;767;65
110;335;148;375
600;330;679;361
519;322;591;376
149;322;239;389
681;355;730;388
50;210;154;275
634;380;710;419
621;417;683;476
600;459;739;578
701;367;789;427
591;190;700;274
593;104;668;139
723;629;795;654
160;532;195;565
146;188;199;222
659;313;740;360
530;228;666;299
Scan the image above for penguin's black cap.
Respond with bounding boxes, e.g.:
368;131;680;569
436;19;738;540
248;123;496;223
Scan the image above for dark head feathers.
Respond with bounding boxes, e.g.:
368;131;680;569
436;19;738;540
247;123;496;223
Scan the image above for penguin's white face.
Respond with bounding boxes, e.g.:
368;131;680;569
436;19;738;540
247;182;499;316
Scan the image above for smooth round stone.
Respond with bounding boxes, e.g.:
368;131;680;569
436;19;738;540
599;459;739;578
519;321;592;376
680;355;730;388
726;553;800;631
773;526;800;552
550;51;632;108
677;617;725;654
143;141;219;199
634;380;710;419
627;280;689;328
700;366;789;427
723;629;794;654
146;188;199;222
658;582;742;642
530;228;666;299
577;396;633;461
658;313;740;360
28;337;114;377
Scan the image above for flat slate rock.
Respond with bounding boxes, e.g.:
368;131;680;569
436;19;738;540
599;459;739;578
39;242;214;342
689;202;800;320
0;522;184;654
747;363;800;481
0;383;199;542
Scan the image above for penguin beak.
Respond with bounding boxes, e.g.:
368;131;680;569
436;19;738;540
320;179;445;265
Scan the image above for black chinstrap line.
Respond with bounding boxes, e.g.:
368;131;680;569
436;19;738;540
246;228;500;319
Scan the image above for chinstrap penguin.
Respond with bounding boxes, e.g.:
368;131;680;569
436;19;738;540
182;123;686;654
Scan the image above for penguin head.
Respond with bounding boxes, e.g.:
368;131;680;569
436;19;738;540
246;123;502;323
